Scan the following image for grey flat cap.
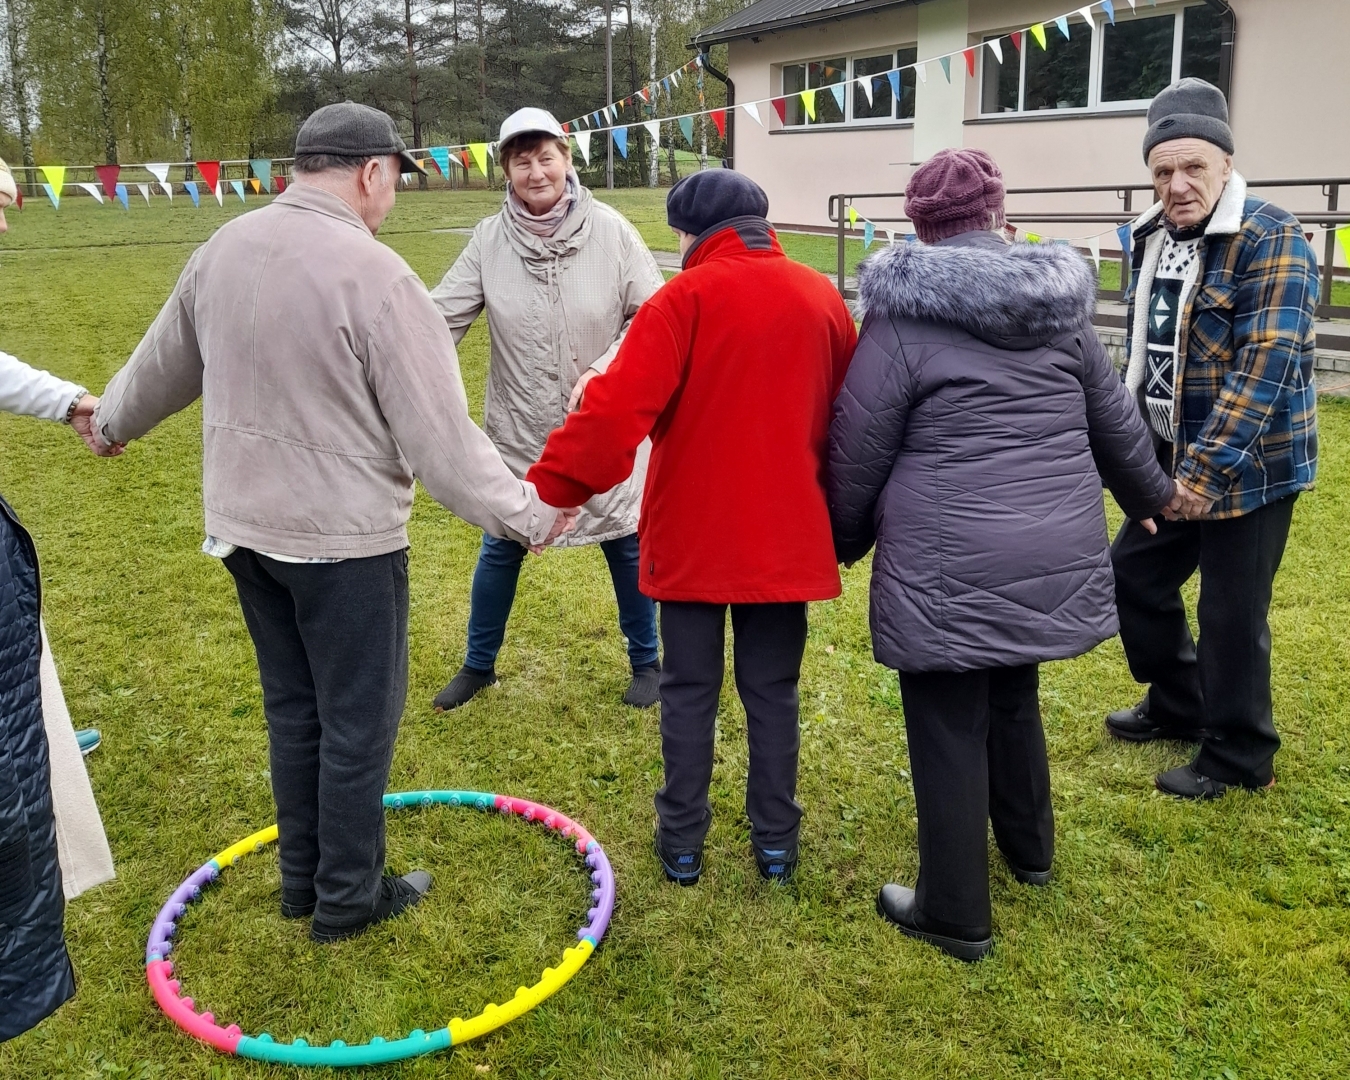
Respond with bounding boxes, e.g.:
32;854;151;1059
1143;78;1234;162
296;102;425;174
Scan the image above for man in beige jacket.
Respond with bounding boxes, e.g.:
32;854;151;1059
95;103;575;942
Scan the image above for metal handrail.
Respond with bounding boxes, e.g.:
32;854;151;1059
829;178;1350;319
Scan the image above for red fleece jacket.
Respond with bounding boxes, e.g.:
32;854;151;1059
527;220;858;603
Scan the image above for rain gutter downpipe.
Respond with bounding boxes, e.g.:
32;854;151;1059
1201;0;1236;103
698;49;735;170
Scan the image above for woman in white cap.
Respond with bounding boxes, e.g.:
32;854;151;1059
429;108;664;711
0;156;115;1042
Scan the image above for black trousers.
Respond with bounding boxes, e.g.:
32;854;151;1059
224;547;409;927
897;664;1053;936
1111;495;1295;787
655;601;808;852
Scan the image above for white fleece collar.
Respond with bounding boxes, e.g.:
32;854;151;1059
1128;170;1248;240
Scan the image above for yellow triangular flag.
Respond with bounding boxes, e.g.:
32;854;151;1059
1337;225;1350;265
40;165;65;195
249;178;262;194
1030;23;1047;49
848;206;858;229
1026;232;1042;243
800;88;817;121
469;143;490;176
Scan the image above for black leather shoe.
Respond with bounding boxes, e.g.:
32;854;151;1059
1155;762;1275;800
1005;861;1052;887
1105;697;1205;743
432;666;497;711
310;871;432;943
875;884;992;962
654;835;702;886
280;886;316;919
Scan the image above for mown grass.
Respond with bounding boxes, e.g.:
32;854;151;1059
0;192;1347;1080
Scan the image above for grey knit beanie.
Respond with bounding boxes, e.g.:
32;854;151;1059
1142;78;1234;161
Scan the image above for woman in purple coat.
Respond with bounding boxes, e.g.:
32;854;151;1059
828;149;1175;961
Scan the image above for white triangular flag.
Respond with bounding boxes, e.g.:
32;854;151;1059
741;101;763;126
986;38;1003;64
858;76;873;107
915;61;928;84
212;182;224;206
644;120;661;145
1076;5;1095;25
573;130;591;166
137;183;151;204
888;230;897;246
77;182;104;204
146;162;170;184
1088;234;1101;272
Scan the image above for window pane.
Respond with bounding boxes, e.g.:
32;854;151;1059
854;53;895;120
897;46;918;119
1180;5;1223;85
783;63;806;125
1101;15;1176;102
809;58;847;124
1024;20;1091;110
981;35;1020;113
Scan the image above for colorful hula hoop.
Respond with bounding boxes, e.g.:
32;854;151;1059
145;790;616;1067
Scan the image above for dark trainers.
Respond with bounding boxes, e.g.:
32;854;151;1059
432;666;497;712
876;883;993;962
654;836;703;886
1155;762;1275;800
310;871;432;943
753;846;798;884
280;886;317;919
623;663;661;708
1105;696;1205;743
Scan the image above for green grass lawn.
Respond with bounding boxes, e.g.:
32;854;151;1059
1;192;1348;1080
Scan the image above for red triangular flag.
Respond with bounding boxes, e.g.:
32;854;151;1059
710;109;727;138
426;155;443;177
95;164;120;199
562;122;570;133
640;87;650;102
962;48;976;78
14;188;21;210
194;160;220;194
1011;30;1023;52
460;150;471;172
771;98;787;125
274;176;287;193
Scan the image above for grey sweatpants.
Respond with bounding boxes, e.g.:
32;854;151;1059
225;547;409;927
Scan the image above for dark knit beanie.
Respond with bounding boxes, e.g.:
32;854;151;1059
1142;77;1234;161
905;147;1007;244
667;169;769;236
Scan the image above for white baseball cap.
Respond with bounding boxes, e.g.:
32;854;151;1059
498;107;567;150
0;158;16;207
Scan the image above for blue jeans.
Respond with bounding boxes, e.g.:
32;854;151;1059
464;532;658;673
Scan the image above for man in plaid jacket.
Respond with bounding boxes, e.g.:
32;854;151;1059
1105;79;1319;799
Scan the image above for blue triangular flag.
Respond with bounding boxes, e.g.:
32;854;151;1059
184;180;200;207
678;116;695;148
1102;0;1115;24
115;183;129;210
863;221;875;250
829;83;845;112
230;179;246;203
887;71;900;99
429;147;450;176
613;126;628;158
1117;224;1133;263
1055;15;1071;39
41;182;59;209
939;56;952;83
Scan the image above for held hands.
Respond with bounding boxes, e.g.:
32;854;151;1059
567;369;599;413
69;394;124;457
529;506;581;554
1140;481;1216;533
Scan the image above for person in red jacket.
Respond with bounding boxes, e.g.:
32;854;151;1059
528;171;857;885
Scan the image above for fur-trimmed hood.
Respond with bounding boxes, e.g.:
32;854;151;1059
855;231;1098;349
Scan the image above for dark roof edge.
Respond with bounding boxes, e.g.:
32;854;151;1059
690;0;919;48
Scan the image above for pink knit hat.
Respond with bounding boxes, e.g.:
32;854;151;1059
905;148;1006;244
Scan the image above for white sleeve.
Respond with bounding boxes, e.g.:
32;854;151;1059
0;350;86;422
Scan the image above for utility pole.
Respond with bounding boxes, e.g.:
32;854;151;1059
605;0;614;189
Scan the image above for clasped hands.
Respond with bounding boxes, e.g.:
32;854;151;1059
530;505;581;554
68;394;124;457
1137;481;1215;535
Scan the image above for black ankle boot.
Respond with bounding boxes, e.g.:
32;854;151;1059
875;884;992;962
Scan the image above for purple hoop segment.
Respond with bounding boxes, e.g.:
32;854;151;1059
145;790;616;1067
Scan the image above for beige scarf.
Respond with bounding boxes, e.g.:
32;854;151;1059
505;169;579;238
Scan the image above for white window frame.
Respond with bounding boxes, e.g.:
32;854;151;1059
777;45;919;128
977;2;1211;118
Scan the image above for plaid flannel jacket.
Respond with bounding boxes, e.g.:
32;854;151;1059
1123;173;1319;518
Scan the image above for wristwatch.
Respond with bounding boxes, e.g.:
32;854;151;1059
62;388;87;424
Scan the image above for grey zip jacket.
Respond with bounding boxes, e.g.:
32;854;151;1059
430;183;663;545
95;183;557;557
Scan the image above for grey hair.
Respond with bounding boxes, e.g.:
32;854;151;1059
293;153;385;176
